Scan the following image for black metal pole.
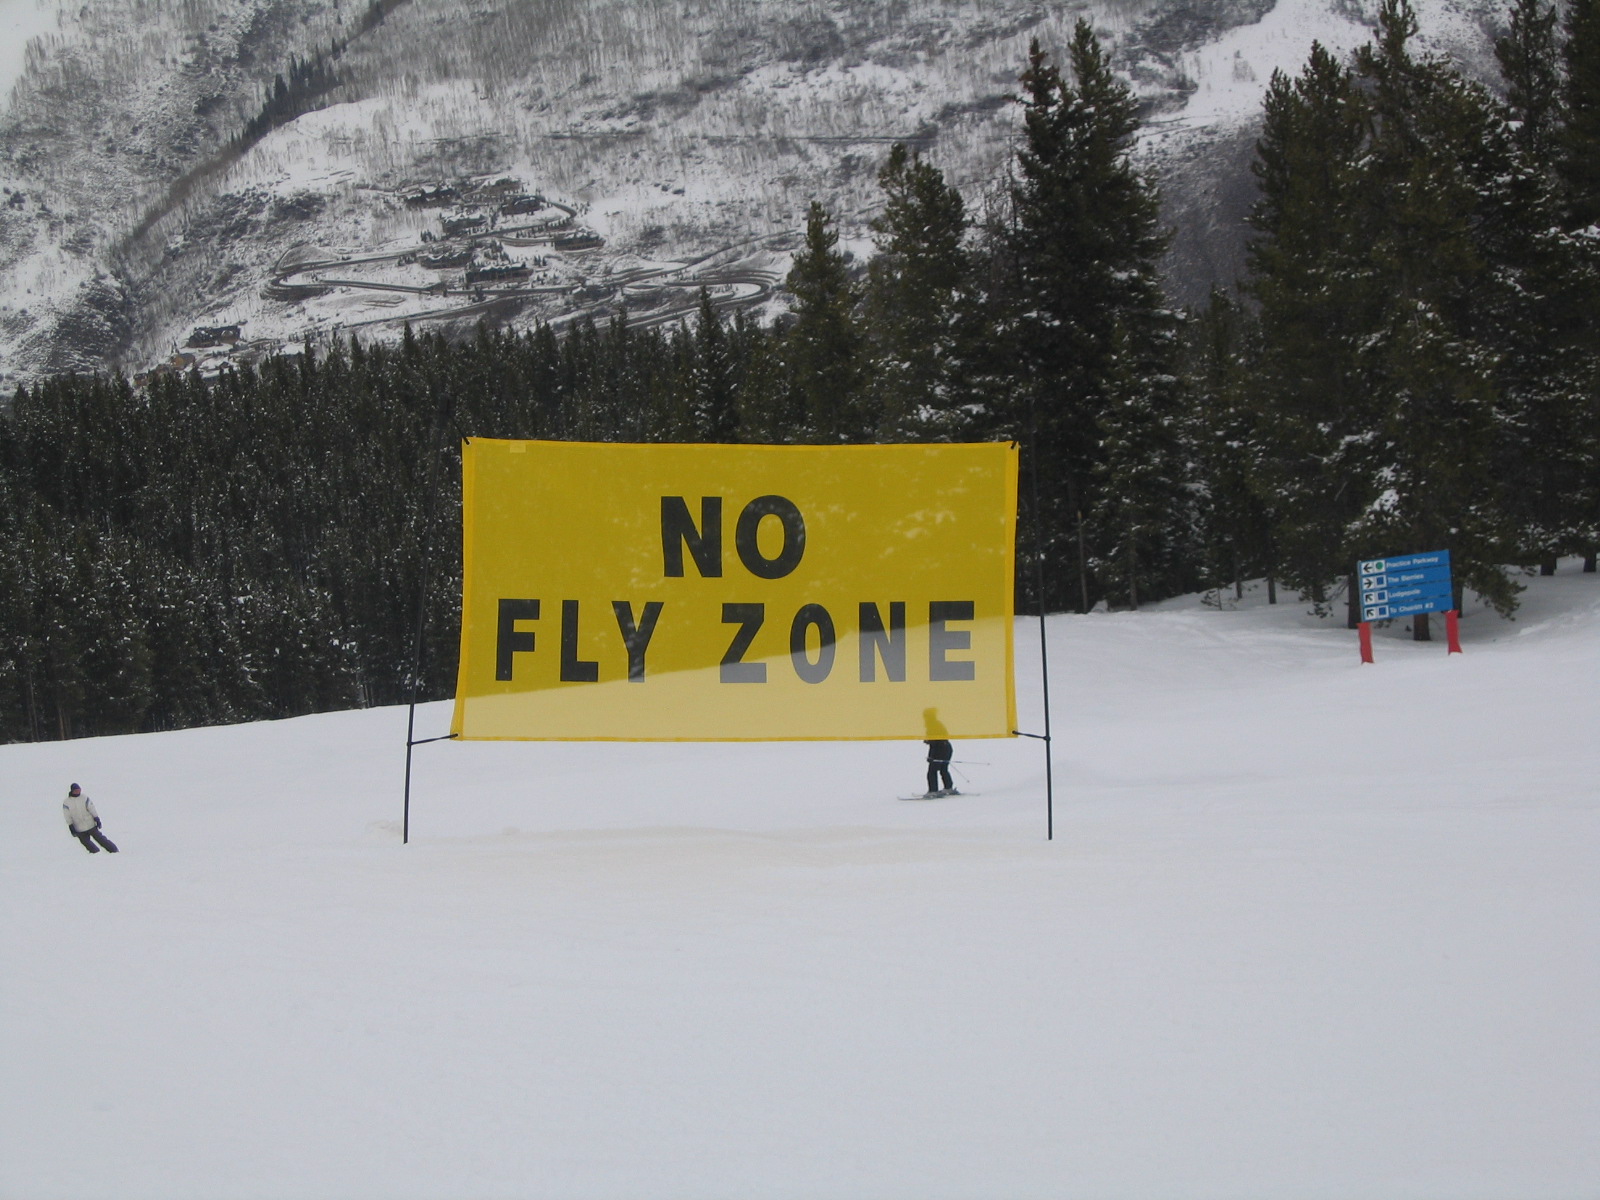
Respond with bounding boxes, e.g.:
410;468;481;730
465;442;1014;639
1017;428;1056;842
401;401;463;845
1029;440;1056;840
404;712;416;844
402;614;427;845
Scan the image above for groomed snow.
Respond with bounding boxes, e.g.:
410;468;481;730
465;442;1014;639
3;567;1597;1199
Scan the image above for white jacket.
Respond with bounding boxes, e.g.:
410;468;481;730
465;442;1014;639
63;792;100;834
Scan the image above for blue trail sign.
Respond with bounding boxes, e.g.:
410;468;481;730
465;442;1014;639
1359;564;1452;591
1358;551;1454;621
1358;551;1449;575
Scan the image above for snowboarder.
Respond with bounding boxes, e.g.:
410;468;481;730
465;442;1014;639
924;738;956;798
63;783;118;854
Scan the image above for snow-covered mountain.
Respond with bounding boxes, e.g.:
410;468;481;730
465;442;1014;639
0;0;1513;388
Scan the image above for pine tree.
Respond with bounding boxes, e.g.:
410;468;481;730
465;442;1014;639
1352;0;1519;615
35;522;91;740
71;530;155;736
684;289;741;442
1561;0;1600;228
1245;9;1521;616
863;143;974;439
0;466;42;742
1089;318;1195;608
997;26;1176;611
1556;0;1600;566
1245;44;1374;605
1181;289;1276;603
732;312;797;444
784;201;870;441
1490;0;1600;573
525;321;565;438
1498;0;1565;164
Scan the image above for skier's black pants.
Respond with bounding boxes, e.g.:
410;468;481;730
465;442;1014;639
927;762;952;793
74;829;118;853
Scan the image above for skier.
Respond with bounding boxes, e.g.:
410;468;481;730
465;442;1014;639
923;737;956;798
63;783;118;854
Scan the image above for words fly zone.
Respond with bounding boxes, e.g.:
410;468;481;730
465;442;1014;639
450;441;1018;742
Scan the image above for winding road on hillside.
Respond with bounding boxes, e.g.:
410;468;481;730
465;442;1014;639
266;197;786;339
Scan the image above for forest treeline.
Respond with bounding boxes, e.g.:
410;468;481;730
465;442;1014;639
2;0;1597;741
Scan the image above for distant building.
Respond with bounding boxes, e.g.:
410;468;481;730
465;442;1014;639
465;263;530;283
418;249;473;269
186;325;242;348
499;194;547;216
405;185;458;208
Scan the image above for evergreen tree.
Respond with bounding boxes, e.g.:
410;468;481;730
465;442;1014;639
33;518;91;740
1245;44;1374;605
863;144;974;439
1181;289;1276;603
1352;0;1519;615
1246;9;1521;615
70;530;155;735
1556;0;1600;566
998;26;1175;611
1561;0;1600;228
684;289;741;442
784;201;870;441
1490;0;1600;572
732;312;798;444
1498;0;1565;164
1088;318;1196;608
0;472;44;741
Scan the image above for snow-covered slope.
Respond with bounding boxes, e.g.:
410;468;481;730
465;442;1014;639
0;0;64;104
0;0;1514;388
3;566;1596;1198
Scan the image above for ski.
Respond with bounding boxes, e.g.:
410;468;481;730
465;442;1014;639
896;790;973;801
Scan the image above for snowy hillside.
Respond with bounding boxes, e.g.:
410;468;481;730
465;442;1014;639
3;566;1596;1198
0;0;1515;387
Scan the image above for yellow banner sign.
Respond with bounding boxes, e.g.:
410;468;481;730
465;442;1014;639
450;440;1018;741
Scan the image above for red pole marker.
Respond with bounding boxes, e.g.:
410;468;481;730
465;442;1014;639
1359;621;1374;664
1445;609;1463;654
